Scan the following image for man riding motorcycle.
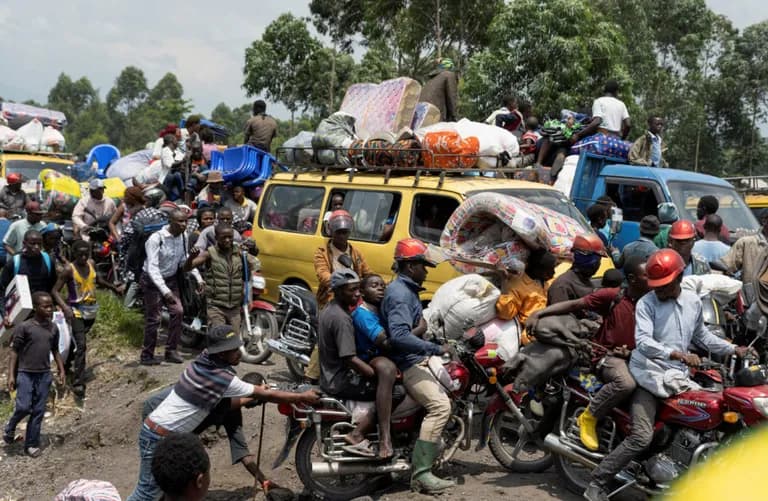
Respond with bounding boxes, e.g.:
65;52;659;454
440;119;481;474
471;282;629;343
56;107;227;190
584;249;752;501
527;255;649;451
380;238;454;494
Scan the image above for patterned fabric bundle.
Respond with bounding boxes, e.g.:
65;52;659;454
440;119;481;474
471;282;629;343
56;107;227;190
422;131;479;169
570;132;632;160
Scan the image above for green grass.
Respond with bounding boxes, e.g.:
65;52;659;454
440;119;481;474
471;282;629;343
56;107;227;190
0;397;12;421
89;290;144;351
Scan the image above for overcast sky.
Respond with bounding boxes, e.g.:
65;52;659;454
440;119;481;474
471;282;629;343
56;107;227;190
0;0;765;121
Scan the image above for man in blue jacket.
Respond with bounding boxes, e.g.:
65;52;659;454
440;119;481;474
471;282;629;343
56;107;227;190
380;238;453;494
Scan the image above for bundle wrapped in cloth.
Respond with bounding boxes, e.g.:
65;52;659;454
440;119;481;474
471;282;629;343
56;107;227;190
438;192;586;274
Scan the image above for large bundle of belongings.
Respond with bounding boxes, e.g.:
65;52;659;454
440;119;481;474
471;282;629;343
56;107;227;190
280;77;522;171
423;192;587;366
38;168;125;216
0;102;67;152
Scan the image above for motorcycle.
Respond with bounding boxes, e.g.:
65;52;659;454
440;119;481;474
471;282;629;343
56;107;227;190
541;351;768;497
273;328;543;500
179;262;278;365
82;225;120;285
266;284;319;381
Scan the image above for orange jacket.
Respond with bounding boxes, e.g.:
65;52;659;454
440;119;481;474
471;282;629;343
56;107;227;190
313;241;372;308
496;273;548;345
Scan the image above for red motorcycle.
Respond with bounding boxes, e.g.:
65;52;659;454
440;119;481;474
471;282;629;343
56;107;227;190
535;355;768;497
273;328;539;500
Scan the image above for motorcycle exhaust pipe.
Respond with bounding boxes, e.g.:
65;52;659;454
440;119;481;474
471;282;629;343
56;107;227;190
266;339;311;365
543;433;598;470
311;460;411;477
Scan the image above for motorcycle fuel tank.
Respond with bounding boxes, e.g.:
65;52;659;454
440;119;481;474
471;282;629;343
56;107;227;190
659;390;724;431
473;343;506;369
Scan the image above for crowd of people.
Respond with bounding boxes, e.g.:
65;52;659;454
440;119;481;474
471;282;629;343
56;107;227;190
1;84;765;501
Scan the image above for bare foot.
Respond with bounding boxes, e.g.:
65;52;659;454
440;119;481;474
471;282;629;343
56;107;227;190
378;440;394;460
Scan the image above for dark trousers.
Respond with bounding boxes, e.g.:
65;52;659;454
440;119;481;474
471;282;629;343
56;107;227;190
142;387;250;464
141;274;183;361
162;171;185;201
67;317;95;388
591;387;657;485
4;371;52;448
589;356;637;419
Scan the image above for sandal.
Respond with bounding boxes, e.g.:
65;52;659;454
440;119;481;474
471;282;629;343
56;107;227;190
342;439;376;458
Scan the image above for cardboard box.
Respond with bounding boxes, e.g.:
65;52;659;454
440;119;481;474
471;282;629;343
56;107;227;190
0;274;33;344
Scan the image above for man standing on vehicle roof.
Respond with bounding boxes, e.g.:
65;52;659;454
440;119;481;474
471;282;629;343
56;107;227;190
0;173;28;217
380;238;455;494
420;58;459;122
244;100;278;153
547;234;606;305
629;115;668;168
583;249;751;501
305;210;372;383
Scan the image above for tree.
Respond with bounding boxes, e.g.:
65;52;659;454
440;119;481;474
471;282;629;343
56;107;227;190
47;73;109;156
146;72;191;126
243;14;321;118
211;102;252;144
462;0;629;121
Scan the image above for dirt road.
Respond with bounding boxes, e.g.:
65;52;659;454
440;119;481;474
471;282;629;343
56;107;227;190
0;343;623;500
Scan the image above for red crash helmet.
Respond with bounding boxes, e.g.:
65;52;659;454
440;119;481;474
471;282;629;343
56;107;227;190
6;173;21;184
646;249;685;287
328;210;354;234
572;234;607;257
669;220;696;240
394;238;436;267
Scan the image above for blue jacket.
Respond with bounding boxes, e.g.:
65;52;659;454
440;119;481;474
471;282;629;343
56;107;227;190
380;275;442;371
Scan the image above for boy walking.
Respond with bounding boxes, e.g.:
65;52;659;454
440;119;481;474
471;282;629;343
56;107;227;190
4;292;65;457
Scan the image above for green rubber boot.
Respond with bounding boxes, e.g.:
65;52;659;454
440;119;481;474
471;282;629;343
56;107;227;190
410;440;456;494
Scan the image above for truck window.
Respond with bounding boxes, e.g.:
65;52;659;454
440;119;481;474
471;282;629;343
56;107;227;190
411;194;460;244
667;181;758;231
259;185;325;234
605;182;661;222
336;190;402;243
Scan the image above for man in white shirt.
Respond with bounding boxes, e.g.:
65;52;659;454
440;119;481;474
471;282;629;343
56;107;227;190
72;179;118;239
140;210;191;366
571;80;631;144
127;325;319;501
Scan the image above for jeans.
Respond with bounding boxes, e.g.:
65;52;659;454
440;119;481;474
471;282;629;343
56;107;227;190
162;171;185;202
141;274;183;361
403;358;451;442
67;317;95;388
126;424;164;501
5;371;52;448
589;356;637;419
591;387;657;485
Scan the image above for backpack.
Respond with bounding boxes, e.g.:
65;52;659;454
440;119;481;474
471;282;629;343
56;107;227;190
13;252;53;275
126;214;168;278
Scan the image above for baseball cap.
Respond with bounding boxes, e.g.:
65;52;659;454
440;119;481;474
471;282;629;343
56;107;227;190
89;179;105;190
639;215;660;236
206;325;244;354
41;223;62;235
330;269;360;289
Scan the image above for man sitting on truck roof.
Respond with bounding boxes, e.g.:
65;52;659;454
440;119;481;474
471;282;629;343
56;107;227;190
629;116;668;168
574;80;632;141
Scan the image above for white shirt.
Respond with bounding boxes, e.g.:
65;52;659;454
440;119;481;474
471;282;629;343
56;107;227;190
143;226;187;295
148;378;255;432
591;96;629;134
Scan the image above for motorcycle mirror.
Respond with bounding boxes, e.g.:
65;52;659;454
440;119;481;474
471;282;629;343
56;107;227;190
657;202;680;224
758;315;768;338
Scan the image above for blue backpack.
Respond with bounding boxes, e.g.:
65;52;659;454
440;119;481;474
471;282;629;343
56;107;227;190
13;252;53;276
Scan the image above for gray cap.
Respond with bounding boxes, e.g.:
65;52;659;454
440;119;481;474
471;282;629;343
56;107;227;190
89;178;105;190
330;269;360;290
207;325;244;354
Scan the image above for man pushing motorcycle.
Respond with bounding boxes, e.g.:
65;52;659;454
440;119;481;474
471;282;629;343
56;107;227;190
584;249;753;501
380;238;454;494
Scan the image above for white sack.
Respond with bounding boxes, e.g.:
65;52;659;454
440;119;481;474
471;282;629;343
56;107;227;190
455;118;520;169
425;274;500;339
16;118;44;151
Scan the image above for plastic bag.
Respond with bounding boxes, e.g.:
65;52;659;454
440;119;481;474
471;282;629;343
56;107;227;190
0;125;19;147
16;118;44;151
312;112;358;166
41;126;66;151
454;118;520;169
424;274;500;339
51;311;72;363
479;317;521;363
422;130;479;169
281;131;315;165
682;274;743;301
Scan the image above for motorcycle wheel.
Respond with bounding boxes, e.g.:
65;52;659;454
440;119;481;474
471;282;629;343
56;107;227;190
488;409;553;473
553;441;593;495
295;428;379;501
239;309;279;365
286;359;307;382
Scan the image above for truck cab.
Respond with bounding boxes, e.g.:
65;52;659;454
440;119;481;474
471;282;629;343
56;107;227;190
569;153;758;248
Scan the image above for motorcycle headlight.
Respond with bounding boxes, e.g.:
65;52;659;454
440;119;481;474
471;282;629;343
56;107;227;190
753;397;768;418
252;275;266;289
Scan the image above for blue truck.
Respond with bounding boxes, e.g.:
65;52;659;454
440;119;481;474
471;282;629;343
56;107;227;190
567;153;759;249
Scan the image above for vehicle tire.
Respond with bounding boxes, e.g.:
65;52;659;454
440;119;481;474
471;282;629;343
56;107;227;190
295;428;377;501
553;443;593;495
286;359;307;382
487;409;553;473
239;309;279;364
